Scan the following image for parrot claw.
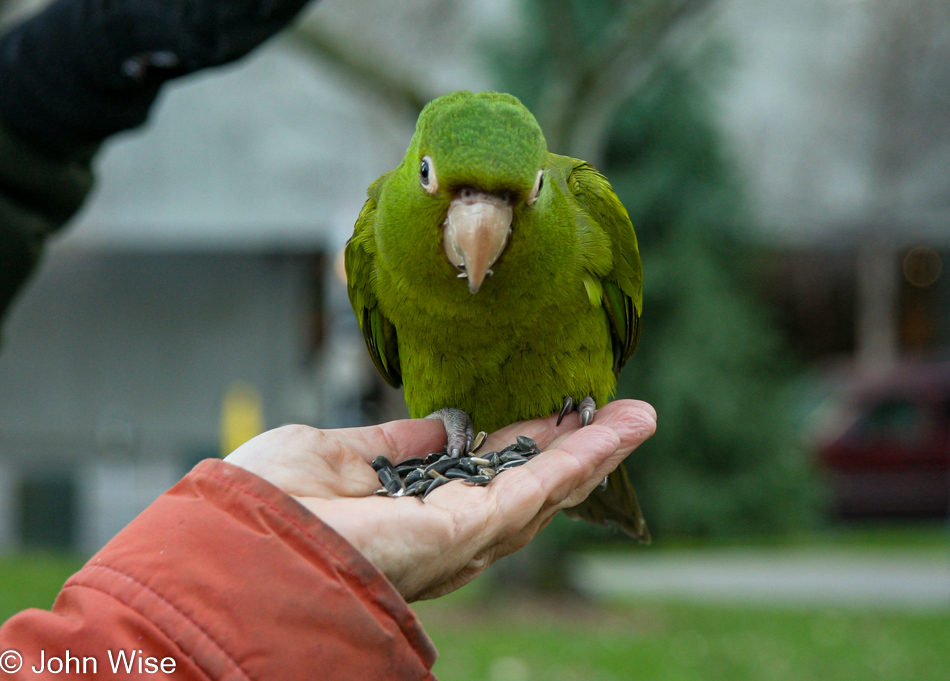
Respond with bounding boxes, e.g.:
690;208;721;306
425;407;475;457
556;396;597;427
556;397;574;426
579;396;596;427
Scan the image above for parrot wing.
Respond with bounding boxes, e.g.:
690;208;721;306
344;172;402;388
567;161;643;378
562;161;650;542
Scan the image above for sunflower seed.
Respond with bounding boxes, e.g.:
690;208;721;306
471;430;488;453
424;456;460;477
423;474;452;498
406;478;433;496
372;433;545;498
516;436;539;453
457;458;480;475
371;455;395;472
403;468;426;486
424;451;447;465
377;466;405;495
499;458;528;471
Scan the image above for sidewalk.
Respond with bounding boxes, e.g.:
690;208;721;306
571;548;950;610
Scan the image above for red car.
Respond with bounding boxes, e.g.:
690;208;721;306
816;361;950;518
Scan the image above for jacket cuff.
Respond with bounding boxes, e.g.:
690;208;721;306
69;458;438;679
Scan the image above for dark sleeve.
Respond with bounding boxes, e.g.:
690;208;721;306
0;120;94;321
0;0;314;321
0;459;439;680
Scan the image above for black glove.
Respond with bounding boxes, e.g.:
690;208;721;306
0;0;312;156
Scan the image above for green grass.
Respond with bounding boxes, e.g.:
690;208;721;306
1;525;948;680
414;522;950;681
414;596;950;681
0;552;86;621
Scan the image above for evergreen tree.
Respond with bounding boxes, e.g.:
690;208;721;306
606;58;817;538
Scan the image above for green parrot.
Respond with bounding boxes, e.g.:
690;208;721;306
345;90;648;541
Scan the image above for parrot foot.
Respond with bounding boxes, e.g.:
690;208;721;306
425;408;475;458
556;396;598;427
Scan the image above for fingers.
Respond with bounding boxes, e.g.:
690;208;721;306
536;400;656;510
481;399;655;454
424;399;656;548
328;398;655;470
331;418;449;465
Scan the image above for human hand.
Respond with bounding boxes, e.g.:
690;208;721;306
224;399;656;601
0;0;313;155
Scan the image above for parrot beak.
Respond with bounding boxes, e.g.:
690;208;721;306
442;189;513;293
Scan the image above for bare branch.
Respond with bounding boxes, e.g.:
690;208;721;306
287;24;430;119
542;0;718;164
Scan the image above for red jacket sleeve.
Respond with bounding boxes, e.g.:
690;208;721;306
0;459;439;680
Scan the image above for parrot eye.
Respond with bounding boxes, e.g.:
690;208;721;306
420;155;438;194
527;169;544;206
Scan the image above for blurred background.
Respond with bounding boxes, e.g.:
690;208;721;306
0;0;948;678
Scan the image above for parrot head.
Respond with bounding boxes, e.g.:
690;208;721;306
406;91;547;293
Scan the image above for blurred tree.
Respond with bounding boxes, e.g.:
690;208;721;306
607;63;817;538
495;0;817;541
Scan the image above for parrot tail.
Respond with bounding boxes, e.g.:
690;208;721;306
563;464;651;543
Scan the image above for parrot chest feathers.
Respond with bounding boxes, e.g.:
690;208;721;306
385;278;617;433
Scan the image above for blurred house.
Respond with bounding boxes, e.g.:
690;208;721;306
715;0;950;515
716;0;950;364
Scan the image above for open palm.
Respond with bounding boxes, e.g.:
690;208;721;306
225;399;655;601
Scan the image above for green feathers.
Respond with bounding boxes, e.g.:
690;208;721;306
412;91;547;196
345;91;647;539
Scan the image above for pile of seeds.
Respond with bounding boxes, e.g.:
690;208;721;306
371;433;541;500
